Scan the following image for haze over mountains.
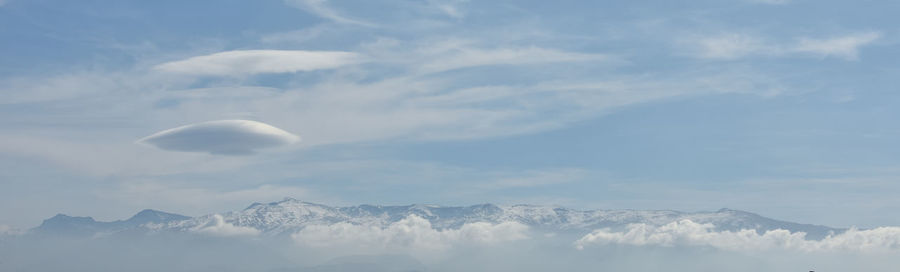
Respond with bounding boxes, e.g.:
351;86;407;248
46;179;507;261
7;199;900;272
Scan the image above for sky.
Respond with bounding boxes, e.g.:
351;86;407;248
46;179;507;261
1;0;899;230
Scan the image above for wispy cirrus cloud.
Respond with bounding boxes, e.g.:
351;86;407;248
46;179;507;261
154;50;362;76
688;32;882;61
419;46;608;74
361;39;611;75
793;32;882;60
283;0;375;26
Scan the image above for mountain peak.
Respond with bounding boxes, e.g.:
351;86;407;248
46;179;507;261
125;209;190;225
44;214;96;223
34;214;100;235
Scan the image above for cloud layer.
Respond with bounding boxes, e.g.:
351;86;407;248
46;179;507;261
292;215;529;251
575;219;900;252
138;120;300;155
154;50;361;76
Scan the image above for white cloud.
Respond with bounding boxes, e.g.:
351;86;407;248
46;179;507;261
793;32;882;60
292;215;529;251
138;120;300;155
192;214;260;237
283;0;374;26
419;46;607;73
429;0;467;19
692;34;772;60
575;219;900;252
154;50;361;76
689;32;881;61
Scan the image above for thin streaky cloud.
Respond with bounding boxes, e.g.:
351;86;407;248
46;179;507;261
418;47;609;74
154;50;362;76
688;32;881;61
793;32;882;60
283;0;376;27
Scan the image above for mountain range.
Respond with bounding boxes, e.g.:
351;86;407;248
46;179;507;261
29;198;842;239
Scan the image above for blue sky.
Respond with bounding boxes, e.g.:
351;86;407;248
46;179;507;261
1;0;899;229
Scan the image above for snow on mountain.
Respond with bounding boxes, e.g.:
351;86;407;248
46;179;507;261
31;198;842;239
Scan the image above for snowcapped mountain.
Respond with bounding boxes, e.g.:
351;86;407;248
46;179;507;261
32;198;841;239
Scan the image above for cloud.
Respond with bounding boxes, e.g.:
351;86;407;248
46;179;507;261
575;219;900;252
192;214;260;237
292;215;529;251
419;47;608;73
138;120;300;155
154;50;361;76
428;0;468;19
689;32;881;61
692;34;772;60
284;0;374;26
793;32;882;60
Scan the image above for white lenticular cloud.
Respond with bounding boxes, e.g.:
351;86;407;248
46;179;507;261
575;219;900;252
138;120;300;155
292;215;529;251
192;214;261;237
154;50;361;76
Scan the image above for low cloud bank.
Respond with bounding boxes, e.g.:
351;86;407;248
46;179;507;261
292;215;529;251
575;219;900;252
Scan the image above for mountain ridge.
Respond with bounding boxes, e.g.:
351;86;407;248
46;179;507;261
30;199;843;239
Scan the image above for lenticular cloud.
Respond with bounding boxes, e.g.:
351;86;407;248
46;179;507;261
575;219;900;252
138;120;300;155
